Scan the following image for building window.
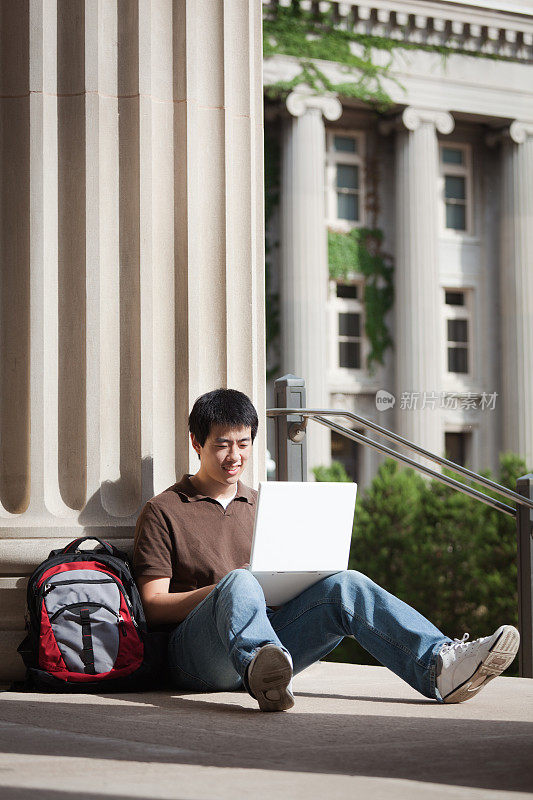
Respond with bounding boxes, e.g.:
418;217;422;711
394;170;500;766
445;431;472;467
331;430;361;483
439;144;472;234
444;289;471;375
331;281;364;371
326;132;365;228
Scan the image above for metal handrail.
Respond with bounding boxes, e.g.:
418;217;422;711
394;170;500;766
267;407;533;515
269;383;533;677
314;416;515;516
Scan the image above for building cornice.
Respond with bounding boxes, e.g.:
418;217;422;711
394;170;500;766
264;52;533;125
263;0;533;62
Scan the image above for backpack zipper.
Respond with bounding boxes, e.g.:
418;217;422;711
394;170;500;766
49;601;121;623
43;578;115;596
48;601;128;637
41;575;137;627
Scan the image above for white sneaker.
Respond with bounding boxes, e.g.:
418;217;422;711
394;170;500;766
247;644;295;712
437;625;520;703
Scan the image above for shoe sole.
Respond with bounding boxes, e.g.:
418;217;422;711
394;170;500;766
248;645;295;712
443;625;520;704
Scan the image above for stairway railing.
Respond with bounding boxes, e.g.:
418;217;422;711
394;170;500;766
267;375;533;679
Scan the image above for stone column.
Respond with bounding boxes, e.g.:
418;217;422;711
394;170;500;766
280;89;342;477
388;107;454;456
499;122;533;468
0;0;265;680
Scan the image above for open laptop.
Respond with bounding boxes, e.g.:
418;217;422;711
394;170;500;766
248;481;357;606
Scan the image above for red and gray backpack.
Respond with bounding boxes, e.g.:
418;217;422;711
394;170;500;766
17;537;158;691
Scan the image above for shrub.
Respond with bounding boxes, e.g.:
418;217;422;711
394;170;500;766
319;454;528;673
313;461;352;483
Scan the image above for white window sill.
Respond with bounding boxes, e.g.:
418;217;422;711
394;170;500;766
442;376;482;395
327;219;366;234
329;371;384;394
439;232;480;245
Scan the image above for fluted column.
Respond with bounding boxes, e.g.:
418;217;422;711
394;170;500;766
0;0;265;680
175;1;266;484
280;89;342;476
500;121;533;467
390;107;454;456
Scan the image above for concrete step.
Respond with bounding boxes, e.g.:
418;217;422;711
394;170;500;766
0;662;532;799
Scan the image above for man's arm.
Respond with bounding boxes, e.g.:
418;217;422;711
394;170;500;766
137;575;216;626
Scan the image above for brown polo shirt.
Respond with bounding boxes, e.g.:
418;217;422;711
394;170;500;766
133;475;257;592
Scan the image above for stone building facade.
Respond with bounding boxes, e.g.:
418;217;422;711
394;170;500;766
263;0;533;484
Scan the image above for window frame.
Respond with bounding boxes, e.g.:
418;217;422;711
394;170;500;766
438;142;473;237
330;428;363;483
328;279;366;377
443;287;473;381
444;428;473;469
325;130;366;231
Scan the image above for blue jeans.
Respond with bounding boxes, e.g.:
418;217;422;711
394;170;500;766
167;569;451;700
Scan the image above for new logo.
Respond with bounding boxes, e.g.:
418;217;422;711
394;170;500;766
375;390;396;411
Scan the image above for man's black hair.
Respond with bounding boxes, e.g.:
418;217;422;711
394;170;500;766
188;389;259;447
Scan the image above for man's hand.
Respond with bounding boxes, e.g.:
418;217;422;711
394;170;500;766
137;576;216;626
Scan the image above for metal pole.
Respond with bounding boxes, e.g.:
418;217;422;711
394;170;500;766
273;375;307;482
516;473;533;678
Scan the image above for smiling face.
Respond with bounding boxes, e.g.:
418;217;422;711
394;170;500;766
190;424;253;498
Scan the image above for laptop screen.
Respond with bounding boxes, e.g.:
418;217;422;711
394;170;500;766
250;481;357;572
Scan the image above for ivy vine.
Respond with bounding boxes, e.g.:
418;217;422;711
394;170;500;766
263;4;399;110
328;228;394;372
263;3;517;107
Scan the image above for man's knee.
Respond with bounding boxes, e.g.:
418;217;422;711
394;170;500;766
322;569;373;598
216;568;264;597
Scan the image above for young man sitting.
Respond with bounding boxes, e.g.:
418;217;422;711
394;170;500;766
133;388;520;712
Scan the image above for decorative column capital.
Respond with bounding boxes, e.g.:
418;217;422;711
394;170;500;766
486;120;533;147
286;88;343;122
509;120;533;143
402;107;455;134
380;107;455;136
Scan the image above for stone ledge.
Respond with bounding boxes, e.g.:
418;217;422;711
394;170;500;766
0;538;134;575
0;630;25;682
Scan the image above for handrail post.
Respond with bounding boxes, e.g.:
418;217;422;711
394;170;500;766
273;375;307;481
516;473;533;677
